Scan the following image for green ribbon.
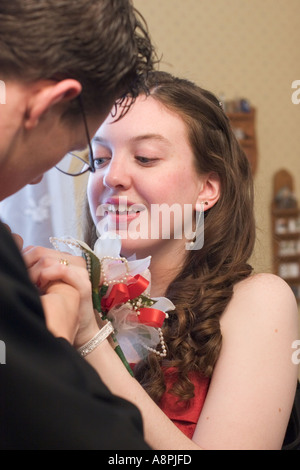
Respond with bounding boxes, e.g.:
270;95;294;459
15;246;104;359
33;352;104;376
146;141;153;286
77;240;134;377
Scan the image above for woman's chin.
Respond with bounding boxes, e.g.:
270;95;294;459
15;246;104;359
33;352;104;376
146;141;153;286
118;234;153;259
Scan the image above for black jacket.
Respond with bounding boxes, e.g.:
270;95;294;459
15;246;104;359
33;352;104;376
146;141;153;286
0;222;150;450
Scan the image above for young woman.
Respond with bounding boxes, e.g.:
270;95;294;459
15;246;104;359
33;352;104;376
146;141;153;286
25;71;299;450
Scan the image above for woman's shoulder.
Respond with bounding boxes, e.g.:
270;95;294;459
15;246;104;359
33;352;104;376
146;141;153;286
234;272;298;304
221;272;299;332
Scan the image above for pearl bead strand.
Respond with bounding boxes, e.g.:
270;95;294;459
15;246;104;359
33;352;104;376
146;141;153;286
100;256;130;286
50;237;169;359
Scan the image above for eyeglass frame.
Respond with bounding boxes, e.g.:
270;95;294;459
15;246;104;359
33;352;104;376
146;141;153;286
55;94;96;176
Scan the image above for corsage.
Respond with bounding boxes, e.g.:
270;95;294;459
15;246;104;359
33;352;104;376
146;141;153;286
50;234;175;375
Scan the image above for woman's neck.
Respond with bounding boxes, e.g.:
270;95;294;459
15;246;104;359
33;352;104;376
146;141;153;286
141;241;187;297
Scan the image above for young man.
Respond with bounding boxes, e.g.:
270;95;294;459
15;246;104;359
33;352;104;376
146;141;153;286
0;0;155;449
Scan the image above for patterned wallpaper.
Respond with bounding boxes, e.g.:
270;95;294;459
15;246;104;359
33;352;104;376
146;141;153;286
134;0;300;274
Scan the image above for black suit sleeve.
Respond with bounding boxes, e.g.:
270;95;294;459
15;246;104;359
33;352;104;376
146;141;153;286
0;222;150;449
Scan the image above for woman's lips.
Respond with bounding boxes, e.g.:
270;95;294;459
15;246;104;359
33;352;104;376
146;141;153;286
102;202;146;228
104;203;142;215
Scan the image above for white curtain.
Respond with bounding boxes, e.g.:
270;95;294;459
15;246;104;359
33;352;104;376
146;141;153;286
0;168;87;248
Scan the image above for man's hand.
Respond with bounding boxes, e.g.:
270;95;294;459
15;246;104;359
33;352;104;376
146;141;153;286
23;246;99;344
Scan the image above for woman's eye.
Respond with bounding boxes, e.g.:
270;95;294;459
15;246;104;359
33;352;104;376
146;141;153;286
136;156;157;165
94;157;109;168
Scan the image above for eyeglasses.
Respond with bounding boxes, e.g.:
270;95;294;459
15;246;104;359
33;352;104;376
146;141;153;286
55;95;96;177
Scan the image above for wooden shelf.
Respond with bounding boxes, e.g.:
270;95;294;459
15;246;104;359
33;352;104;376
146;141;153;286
272;208;299;217
274;233;300;240
226;109;257;174
271;169;300;302
276;256;300;263
227;110;255;121
281;277;300;283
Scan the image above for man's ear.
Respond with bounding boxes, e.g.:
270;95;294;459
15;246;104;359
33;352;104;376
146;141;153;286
24;79;82;129
195;172;220;212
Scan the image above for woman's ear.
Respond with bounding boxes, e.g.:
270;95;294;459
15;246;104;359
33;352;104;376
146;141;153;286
195;172;220;212
24;79;82;129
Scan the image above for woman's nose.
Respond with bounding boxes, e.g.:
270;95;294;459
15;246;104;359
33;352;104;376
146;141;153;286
103;158;131;190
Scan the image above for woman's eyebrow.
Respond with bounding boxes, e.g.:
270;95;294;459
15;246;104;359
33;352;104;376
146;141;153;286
93;133;172;146
93;136;109;144
129;133;171;146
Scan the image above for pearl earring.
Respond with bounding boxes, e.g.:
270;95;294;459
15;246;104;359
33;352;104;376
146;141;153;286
186;201;208;250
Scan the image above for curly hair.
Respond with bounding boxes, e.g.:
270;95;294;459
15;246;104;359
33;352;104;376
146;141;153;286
82;71;256;405
0;0;156;118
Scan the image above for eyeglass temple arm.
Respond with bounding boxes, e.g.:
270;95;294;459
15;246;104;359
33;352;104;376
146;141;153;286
77;95;95;173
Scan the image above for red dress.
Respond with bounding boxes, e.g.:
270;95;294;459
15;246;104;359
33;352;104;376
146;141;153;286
158;367;210;439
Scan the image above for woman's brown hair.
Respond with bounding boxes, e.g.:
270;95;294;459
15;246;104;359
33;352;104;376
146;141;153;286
83;71;255;404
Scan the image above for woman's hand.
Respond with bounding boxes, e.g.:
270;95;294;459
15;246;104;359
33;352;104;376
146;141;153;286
23;246;99;345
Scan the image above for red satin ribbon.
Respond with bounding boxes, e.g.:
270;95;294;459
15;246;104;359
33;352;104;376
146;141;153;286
101;275;149;311
101;275;166;328
137;307;165;328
